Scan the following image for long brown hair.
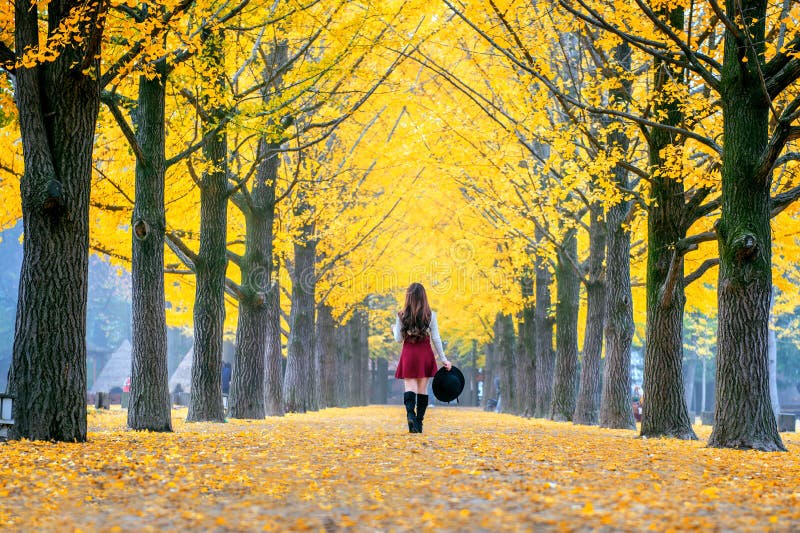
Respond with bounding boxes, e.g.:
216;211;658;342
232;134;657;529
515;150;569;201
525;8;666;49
400;282;432;343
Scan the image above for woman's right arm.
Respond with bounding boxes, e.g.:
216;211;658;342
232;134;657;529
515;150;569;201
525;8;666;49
392;313;403;343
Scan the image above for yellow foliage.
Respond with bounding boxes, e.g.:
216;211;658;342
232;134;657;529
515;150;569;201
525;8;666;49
3;0;800;354
1;406;800;531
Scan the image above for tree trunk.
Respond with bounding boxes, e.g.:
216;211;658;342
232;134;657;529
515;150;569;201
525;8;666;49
334;320;351;407
769;325;780;419
534;239;555;418
187;29;228;423
341;309;369;406
574;206;606;425
128;59;172;432
9;0;105;441
372;357;388;404
228;208;270;419
683;351;697;418
335;313;364;407
709;0;783;451
516;284;536;417
316;303;336;408
482;341;495;411
494;313;515;413
228;141;279;419
551;230;580;422
599;42;636;430
263;278;284;416
283;223;318;413
357;309;370;405
230;42;287;419
469;339;480;407
640;6;696;441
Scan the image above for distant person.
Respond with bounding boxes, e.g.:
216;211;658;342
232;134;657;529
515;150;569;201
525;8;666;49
222;362;232;394
123;377;131;393
172;383;184;407
632;385;643;422
393;282;451;433
494;375;502;413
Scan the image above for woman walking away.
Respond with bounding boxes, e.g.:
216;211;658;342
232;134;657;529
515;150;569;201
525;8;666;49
393;282;451;433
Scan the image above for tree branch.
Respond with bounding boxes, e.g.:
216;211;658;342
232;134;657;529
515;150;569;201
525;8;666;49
101;90;146;163
227;250;243;268
684;258;719;286
659;248;682;309
771;183;800;218
166;231;245;300
706;0;746;44
113;4;145;23
165;232;198;270
633;0;720;90
755;96;800;182
765;34;800;98
445;0;721;154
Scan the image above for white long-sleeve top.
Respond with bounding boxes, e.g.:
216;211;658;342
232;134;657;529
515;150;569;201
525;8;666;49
393;311;449;364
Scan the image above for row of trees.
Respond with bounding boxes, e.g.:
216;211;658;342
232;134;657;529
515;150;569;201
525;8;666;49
3;0;800;454
0;0;446;440
411;0;800;451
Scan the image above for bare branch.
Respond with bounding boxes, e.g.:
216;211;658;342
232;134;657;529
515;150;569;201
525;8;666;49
101;90;146;163
113;4;145;23
633;0;720;91
684;258;719;286
659;248;681;309
706;0;745;43
772;183;800;217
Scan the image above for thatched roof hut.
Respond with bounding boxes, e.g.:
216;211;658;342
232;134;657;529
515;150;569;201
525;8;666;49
169;347;193;393
89;339;131;394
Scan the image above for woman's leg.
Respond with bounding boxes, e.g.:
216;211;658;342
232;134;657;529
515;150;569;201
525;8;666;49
403;379;418;432
414;378;430;433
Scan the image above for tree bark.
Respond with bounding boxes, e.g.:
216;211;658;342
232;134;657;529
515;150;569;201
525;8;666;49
128;57;172;432
640;6;696;441
371;357;388;404
334;320;349;407
228;140;278;419
357;309;370;405
482;340;495;411
709;0;784;451
9;0;105;441
534;239;555;418
494;313;515;413
230;42;287;420
599;42;636;430
769;325;780;420
187;28;228;423
334;313;364;407
574;206;606;425
551;230;580;421
516;279;536;417
342;308;368;406
263;277;284;416
283;222;318;413
683;351;697;418
316;303;336;408
469;339;480;406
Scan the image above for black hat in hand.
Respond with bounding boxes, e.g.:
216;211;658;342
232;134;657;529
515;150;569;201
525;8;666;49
432;365;465;403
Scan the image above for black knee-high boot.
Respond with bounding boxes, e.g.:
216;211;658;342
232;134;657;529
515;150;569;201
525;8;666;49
415;393;429;433
403;391;418;433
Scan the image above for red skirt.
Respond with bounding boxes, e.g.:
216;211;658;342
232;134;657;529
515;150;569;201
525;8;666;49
395;337;437;379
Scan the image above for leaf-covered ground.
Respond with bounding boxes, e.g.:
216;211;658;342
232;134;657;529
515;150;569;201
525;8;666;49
1;406;799;531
